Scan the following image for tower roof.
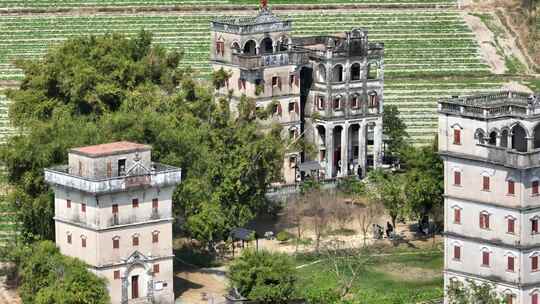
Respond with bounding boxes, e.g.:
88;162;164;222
69;141;151;157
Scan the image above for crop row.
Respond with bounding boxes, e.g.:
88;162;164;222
0;0;456;9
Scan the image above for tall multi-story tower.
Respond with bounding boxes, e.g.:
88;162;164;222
210;1;384;183
44;141;182;304
439;92;540;304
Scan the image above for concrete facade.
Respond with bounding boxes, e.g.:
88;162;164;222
210;4;384;183
439;92;540;303
45;141;182;304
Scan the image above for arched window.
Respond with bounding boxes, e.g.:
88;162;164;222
534;123;540;149
261;37;273;55
112;236;120;249
332;65;344;82
488;131;497;145
480;247;491;267
350;63;361;81
512;124;527;152
505;252;516;272
475;129;486;145
317;64;326;82
501;129;509;148
231;42;241;54
243;40;257;56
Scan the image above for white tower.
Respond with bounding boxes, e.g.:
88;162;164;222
439;92;540;304
45;141;182;304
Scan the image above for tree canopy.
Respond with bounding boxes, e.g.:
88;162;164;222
2;30;283;244
382;104;409;160
8;241;109;304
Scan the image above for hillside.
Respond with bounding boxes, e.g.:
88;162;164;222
0;0;535;146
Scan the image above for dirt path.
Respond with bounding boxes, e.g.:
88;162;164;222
0;263;21;304
463;13;506;74
175;265;228;304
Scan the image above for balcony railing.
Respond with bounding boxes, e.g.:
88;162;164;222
232;51;309;70
45;162;182;194
62;211;169;229
441;144;540;169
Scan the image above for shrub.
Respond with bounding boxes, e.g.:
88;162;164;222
229;249;297;303
276;231;293;242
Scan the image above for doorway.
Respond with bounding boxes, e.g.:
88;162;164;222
131;275;139;299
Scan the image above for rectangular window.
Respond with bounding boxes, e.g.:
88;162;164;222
507;256;514;272
453;246;461;260
482;251;490;266
67;199;71;208
317;96;325;110
132;198;139;208
534;181;539;195
454;171;461;186
508;180;515;195
533;219;538;234
82;238;86;248
454;209;461;224
480;213;490;229
113;239;119;249
453;129;461;145
118;159;126;176
152;233;159;244
533;256;539;272
133;236;139;246
508;218;515;234
153;264;160;274
112;204;118;214
67;234;72;244
81;203;86;213
333;98;341;110
114;270;120;280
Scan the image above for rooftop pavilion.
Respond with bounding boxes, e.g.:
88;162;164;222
45;141;182;194
438;91;540;119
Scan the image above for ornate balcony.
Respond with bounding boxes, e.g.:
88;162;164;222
232;51;309;70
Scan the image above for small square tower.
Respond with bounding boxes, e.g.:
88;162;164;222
45;141;182;304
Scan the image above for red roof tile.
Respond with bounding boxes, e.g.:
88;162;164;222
70;141;151;157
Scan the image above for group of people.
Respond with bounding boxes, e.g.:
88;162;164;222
372;222;395;240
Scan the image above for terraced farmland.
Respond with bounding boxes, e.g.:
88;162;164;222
0;0;456;9
0;94;12;143
0;11;492;143
0;198;16;253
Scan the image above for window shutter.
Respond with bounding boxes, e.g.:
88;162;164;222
508;218;515;233
81;203;86;213
294;102;299;114
153;264;160;274
67;234;72;244
480;213;485;229
153;233;159;243
482;251;489;266
295;74;299;86
238;78;242;90
506;294;513;304
454;171;461;185
133;236;139;246
132;199;139;208
534;181;539;195
82;238;86;248
483;176;490;191
533;293;539;304
454;246;460;260
278;77;282;90
112;204;118;214
508;180;515;194
485;214;490;228
533;219;538;234
454;129;461;145
277;104;282;115
107;162;112;178
113;238;119;249
67;199;71;208
152;198;159;209
114;270;120;280
508;256;514;271
454;209;461;224
533;256;539;271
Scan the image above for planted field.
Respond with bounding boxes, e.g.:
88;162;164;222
0;94;13;143
0;11;492;142
296;250;444;303
0;0;456;9
0;198;16;251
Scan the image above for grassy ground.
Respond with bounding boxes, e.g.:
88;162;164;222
295;244;443;303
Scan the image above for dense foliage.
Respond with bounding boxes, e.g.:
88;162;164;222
382;104;409;160
2;31;283;244
447;279;507;304
229;249;297;303
6;241;109;304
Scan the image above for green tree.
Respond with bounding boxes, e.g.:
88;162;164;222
447;279;508;304
229;249;297;303
11;241;109;304
2;31;284;245
383;104;409;160
366;169;405;230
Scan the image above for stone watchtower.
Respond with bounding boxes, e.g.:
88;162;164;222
45;141;182;304
439;92;540;304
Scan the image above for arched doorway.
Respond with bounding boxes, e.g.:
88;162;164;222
231;42;241;54
260;37;273;55
243;40;257;56
488;131;497;145
512;125;527;152
350;63;361;81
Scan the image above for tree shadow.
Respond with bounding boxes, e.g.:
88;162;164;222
173;275;204;298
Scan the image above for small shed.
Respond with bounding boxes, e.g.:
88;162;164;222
230;227;258;256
